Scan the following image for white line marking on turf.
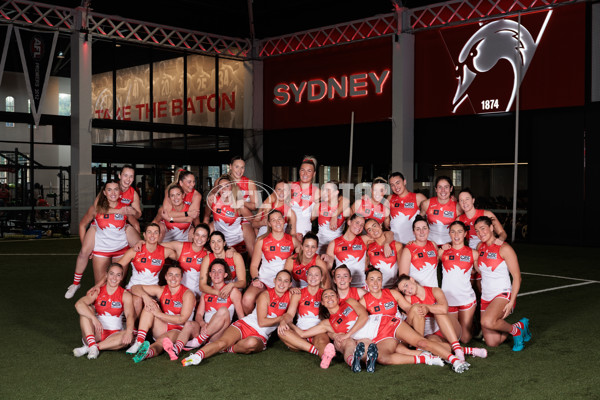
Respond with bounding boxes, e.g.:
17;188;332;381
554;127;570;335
518;281;597;297
521;272;600;283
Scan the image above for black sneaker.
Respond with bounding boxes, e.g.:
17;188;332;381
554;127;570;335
351;342;365;373
366;343;378;373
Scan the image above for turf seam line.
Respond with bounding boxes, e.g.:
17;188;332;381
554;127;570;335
518;281;597;297
521;271;600;283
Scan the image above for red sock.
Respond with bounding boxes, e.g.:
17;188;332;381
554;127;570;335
175;340;184;354
73;273;83;286
510;323;522;336
86;335;97;348
226;346;235;353
198;332;210;343
346;355;353;366
194;350;205;360
451;341;462;352
309;345;318;356
136;330;147;343
414;355;426;364
145;349;155;360
448;355;459;365
463;347;476;355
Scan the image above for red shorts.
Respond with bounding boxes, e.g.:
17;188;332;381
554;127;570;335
92;246;129;258
373;315;402;344
232;320;267;349
470;271;482;281
232;242;247;254
101;329;120;342
481;292;513;312
167;323;184;332
448;299;477;313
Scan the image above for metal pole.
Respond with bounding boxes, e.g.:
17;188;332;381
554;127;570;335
347;112;354;183
511;14;521;242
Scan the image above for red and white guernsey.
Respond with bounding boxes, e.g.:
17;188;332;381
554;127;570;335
178;242;207;296
478;243;512;302
409;286;439;336
441;246;476;307
355;197;386;225
329;301;382;340
212;195;244;247
241;288;290;339
296;287;323;330
363;289;400;317
94;285;125;331
389;192;419;244
367;241;400;289
160;284;189;330
339;287;362;302
333;236;367;288
291;254;318;288
206;253;238;283
458;209;485;249
426;198;458;245
405;241;439;287
257;202;289;238
236;176;252;203
317;202;345;253
119;185;136;206
93;203;129;257
203;289;235;322
182;190;195;207
126;244;166;289
290;182;317;236
163;202;192;242
258;233;295;288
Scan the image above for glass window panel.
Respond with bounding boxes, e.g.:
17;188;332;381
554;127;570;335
152;58;184;125
116;65;150;122
186;54;216;127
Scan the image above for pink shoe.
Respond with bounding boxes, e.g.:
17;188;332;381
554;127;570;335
163;337;178;361
183;338;201;351
471;348;488;358
320;343;336;369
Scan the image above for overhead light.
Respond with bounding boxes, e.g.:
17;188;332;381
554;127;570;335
57;51;64;59
115;43;121;47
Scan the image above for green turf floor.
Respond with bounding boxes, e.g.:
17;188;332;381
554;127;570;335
1;238;599;399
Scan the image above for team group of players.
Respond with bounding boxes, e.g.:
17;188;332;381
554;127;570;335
68;156;531;373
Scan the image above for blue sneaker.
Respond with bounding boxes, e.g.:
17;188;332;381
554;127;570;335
520;318;532;342
133;341;150;363
512;333;524;352
351;342;365;373
366;343;378;373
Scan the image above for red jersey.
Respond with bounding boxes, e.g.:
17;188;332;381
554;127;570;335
329;301;359;334
131;244;166;276
318;202;346;229
297;287;323;319
355;197;386;225
339;287;362;302
206;253;238;282
164;201;192;231
367;240;399;289
389;192;419;219
119;185;136;206
94;285;125;331
160;284;189;329
363;289;399;316
291;254;318;287
94;202;128;230
290;182;317;211
236;176;251;202
409;286;437;318
211;195;240;226
441;246;474;275
178;242;207;274
426;197;458;245
266;287;291;317
458;209;485;248
183;190;195;207
405;240;439;287
203;291;234;313
333;235;367;288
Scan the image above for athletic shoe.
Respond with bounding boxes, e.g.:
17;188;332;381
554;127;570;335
320;343;335;369
126;341;142;354
132;341;150;363
87;346;99;360
454;348;465;361
351;342;365;373
424;354;445;367
471;348;488;358
64;284;80;299
512;333;524;352
73;345;89;357
520;318;532;342
183;338;201;351
181;353;202;367
452;360;470;373
163;337;179;361
366;343;378;373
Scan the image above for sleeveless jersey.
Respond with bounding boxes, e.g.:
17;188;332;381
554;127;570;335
333;235;367;288
405;241;439;287
126;244;166;289
389;192;419;244
289;182;317;236
203;289;235;322
236;176;252;202
478;243;512;301
258;233;295;288
160;284;189;330
93;202;128;254
355;197;386;225
206;253;238;283
163;202;192;242
409;286;439;335
367;241;400;289
329;301;382;340
296;287;323;330
426;198;458;245
241;288;291;339
212;195;244;247
94;285;125;331
119;186;136;206
362;289;400;317
339;287;361;302
291;254;318;288
183;190;195;207
317;202;345;253
441;246;476;307
178;242;207;296
458;209;485;249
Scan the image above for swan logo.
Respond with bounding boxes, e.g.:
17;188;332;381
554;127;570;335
452;12;552;113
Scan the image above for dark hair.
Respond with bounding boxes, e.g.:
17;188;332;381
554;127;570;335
295;231;319;262
267;208;284;222
435;175;453;188
207;258;229;286
372;177;387;186
107;262;124;273
448;220;469;246
342;213;365;235
389;171;405;181
230;156;244;165
458;188;475;198
120;165;135;174
318;288;338;320
398;274;411;285
331;264;352;291
365;265;382;279
474;215;493;227
177;170;195;185
412;214;429;231
145;222;161;234
96;180;120;213
166;264;183;275
194;223;210;235
208;231;229;251
275;269;293;282
168;185;184;196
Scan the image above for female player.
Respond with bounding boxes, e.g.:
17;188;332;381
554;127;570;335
243;209;299;313
284;232;330;288
351;177;389;226
331;264;366;302
365;219;403;289
398;215;440;287
162;259;245;360
386;171;426;244
252;180;297;238
161;169;202;230
289;157;320;239
228;156;258;254
181;270;293;366
314;181;350;254
153;185;195;243
65;167;141;299
126;265;195;362
440;221;479;343
72;263;134;359
278;265;336;368
474;216;531;351
420;176;461;245
458;188;507;249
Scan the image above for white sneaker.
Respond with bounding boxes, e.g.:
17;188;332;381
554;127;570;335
454;348;465;361
126;341;142;354
73;345;89;357
471;348;488;358
181;353;202;367
87;346;99;359
65;284;81;299
424;354;445;367
452;360;470;373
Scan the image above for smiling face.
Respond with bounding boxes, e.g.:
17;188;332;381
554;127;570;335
192;226;209;248
165;267;183;288
106;265;124;288
274;181;290;202
103;182;120;204
364;219;383;239
474;220;493;243
208;262;228;286
169;187;184;207
458;192;475;213
268;211;285;233
321;183;338;203
306;266;323;287
449;223;467;246
435;179;452;201
389;175;407;196
333;267;351;290
302;238;318;260
216;178;232;197
209;234;226;254
273;271;292;295
321;289;340;309
413;220;430;242
398;278;417;297
229;159;245;180
299;162;315;184
348;216;365;236
144;225;160;244
180;174;196;194
119;167;134;191
366;269;383;293
371;183;386;202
